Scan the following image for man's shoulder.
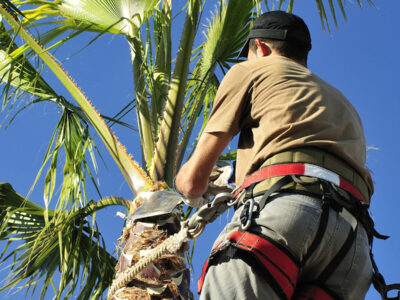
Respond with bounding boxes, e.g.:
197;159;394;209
235;55;304;72
227;61;253;75
220;61;254;85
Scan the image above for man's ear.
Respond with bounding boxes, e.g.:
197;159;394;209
255;39;272;57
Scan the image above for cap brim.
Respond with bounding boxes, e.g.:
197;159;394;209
237;39;250;59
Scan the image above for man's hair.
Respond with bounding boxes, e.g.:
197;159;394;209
249;38;309;64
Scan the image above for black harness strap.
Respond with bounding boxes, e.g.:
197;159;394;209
301;200;330;266
240;175;293;230
371;251;400;300
258;175;294;210
294;284;340;300
300;180;333;266
317;224;358;284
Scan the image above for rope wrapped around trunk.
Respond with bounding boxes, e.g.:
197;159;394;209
107;226;189;299
107;192;233;299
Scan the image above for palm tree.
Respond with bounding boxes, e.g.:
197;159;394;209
0;0;375;299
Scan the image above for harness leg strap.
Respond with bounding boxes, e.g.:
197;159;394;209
197;231;299;300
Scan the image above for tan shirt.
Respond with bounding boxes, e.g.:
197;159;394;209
204;56;373;195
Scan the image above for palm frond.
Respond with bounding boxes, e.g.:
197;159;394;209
0;22;57;112
12;0;159;37
128;36;156;172
149;0;172;128
26;107;102;215
0;24;105;213
0;182;128;299
0;4;157;195
60;0;159;36
262;1;375;30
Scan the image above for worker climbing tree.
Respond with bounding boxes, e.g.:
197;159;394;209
175;11;400;300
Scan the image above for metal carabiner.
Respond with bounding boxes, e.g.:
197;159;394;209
187;220;206;238
211;192;232;208
241;198;255;231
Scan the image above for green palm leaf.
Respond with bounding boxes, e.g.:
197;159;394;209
12;0;159;36
60;0;159;36
0;22;57;111
0;182;128;299
0;4;157;195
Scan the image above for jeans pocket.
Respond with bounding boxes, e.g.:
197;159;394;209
253;193;322;259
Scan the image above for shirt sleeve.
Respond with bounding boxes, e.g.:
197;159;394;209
204;64;253;136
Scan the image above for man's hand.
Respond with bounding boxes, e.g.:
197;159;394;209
180;195;209;208
205;165;234;198
175;132;232;206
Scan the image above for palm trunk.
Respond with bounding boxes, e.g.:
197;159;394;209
109;217;192;300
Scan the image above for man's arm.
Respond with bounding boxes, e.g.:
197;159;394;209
175;132;232;198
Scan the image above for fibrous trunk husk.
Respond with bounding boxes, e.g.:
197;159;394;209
111;218;192;300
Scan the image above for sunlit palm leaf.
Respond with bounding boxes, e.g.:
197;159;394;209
128;36;155;171
60;0;159;36
0;4;157;195
0;182;128;299
125;1;172;170
149;0;171;129
12;0;159;36
0;25;104;214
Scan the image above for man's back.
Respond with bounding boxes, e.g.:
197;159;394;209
205;55;372;195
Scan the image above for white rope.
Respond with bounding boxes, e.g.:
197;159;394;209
107;226;189;300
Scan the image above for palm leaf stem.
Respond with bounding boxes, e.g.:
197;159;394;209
150;0;202;185
128;36;155;172
150;0;172;127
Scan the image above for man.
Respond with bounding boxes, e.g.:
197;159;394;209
175;11;373;300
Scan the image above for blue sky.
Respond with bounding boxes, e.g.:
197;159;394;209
1;0;399;299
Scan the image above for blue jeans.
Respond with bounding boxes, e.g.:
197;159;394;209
200;193;373;300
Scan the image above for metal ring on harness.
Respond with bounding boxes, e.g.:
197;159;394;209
187;192;232;238
188;220;206;238
241;198;255;231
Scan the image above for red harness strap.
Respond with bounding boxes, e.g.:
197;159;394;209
232;163;367;204
197;231;299;299
197;240;223;294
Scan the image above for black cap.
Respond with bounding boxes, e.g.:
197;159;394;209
238;11;312;58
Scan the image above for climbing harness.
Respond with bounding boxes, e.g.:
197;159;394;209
197;148;399;300
197;180;359;300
